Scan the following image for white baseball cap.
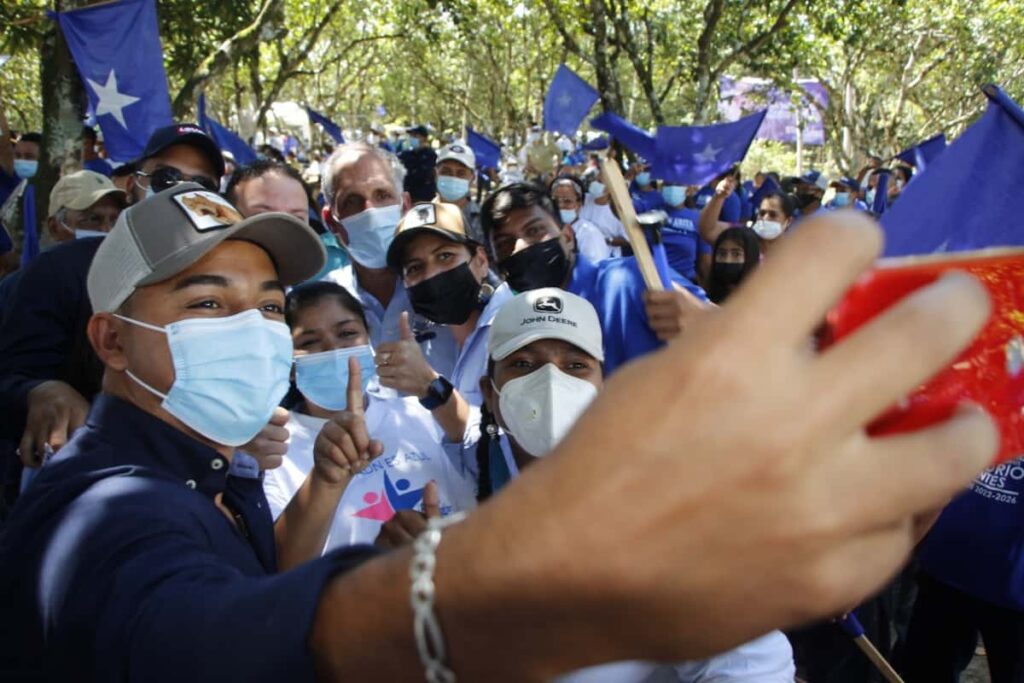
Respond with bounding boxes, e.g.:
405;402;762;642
437;143;476;170
48;170;125;218
488;288;604;362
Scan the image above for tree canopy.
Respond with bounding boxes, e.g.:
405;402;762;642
2;0;1022;174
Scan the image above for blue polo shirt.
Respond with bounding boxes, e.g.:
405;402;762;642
567;256;707;375
0;394;379;681
695;187;741;222
660;205;711;282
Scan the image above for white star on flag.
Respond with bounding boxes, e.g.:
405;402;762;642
557;92;574;109
86;70;140;129
694;143;722;163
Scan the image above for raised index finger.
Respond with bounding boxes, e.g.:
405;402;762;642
725;211;883;349
346;356;363;415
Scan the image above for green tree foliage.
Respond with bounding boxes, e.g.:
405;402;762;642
2;0;1022;172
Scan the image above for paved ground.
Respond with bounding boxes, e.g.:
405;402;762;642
963;653;991;683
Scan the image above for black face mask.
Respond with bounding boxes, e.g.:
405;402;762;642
498;238;571;292
407;262;484;325
711;261;745;285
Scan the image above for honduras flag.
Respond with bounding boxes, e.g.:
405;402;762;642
466;127;501;171
306;106;345;144
895;133;946;171
652;110;766;186
589;112;656;160
881;85;1024;256
197;95;257;165
543;64;600;136
56;0;173;162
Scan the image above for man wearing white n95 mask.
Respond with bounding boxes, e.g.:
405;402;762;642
475;287;796;682
319;142;457;377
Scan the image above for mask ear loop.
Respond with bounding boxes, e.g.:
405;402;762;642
113;314;171;401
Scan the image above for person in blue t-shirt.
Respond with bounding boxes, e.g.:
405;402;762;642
659;181;712;284
900;455;1024;682
824;176;868;212
694;167;742;223
628;161;661;215
480;182;709;375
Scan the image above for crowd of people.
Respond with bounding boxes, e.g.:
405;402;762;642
0;113;1014;683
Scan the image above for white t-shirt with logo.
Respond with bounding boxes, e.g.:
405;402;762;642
263;392;477;550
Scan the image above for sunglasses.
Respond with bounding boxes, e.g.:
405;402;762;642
137;167;218;193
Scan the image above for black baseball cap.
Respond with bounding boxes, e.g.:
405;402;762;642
406;124;430;137
134;123;225;178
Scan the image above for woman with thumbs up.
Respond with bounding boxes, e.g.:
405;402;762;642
263;281;475;569
379;201;515;478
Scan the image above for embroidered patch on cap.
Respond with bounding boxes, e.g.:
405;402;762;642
173;190;242;232
533;295;563;314
405;203;437;229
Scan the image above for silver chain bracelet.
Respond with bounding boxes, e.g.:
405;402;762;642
411;512;466;683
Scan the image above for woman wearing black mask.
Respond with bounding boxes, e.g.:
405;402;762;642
380;201;513;473
705;227;761;304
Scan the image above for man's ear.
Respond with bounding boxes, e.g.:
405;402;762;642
322;206;350;245
402;192;412;212
47;216;71;242
87;312;130;371
470;244;490;280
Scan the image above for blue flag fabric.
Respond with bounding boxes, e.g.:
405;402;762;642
543;64;600;135
896;133;946;171
20;184;38;267
589;112;655;160
466;127;501;171
306;107;345;144
870;170;890;216
197;95;257;165
56;0;173;162
881;85;1024;256
652;110;767;186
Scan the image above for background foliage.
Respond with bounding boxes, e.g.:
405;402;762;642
2;0;1022;173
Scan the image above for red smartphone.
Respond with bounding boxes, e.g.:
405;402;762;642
821;248;1024;465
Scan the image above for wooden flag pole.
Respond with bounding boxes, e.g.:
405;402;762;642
851;636;905;683
597;155;665;291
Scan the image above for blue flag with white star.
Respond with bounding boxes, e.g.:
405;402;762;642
197;95;257;165
881;85;1024;256
56;0;173;162
466;127;501;171
306;106;345;144
543;64;600;136
895;132;946;171
652;110;767;186
589;112;655;160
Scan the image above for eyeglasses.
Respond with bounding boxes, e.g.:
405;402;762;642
136;167;218;193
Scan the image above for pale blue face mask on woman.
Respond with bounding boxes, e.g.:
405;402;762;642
294;345;377;411
661;185;686;207
116;309;294;446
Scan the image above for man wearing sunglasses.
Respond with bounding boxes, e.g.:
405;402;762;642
0;124;224;513
127;124;224;205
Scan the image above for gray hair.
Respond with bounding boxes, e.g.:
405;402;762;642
320;142;407;210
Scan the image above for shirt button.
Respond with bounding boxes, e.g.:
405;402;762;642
185;479;197;489
211;458;224;471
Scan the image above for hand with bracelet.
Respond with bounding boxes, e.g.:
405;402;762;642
311;212;998;682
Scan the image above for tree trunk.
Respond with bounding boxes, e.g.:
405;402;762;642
37;0;88;248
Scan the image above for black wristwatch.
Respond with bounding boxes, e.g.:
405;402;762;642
419;375;454;410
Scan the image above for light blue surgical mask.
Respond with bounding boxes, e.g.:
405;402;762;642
295;345;377;411
832;192;850;208
407;137;421;151
636;172;651;187
865;189;876;206
588;180;605;197
116;309;293;447
559;208;577;225
14;159;38;179
661;185;686;207
75;229;107;240
436;175;470;201
338;203;403;269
